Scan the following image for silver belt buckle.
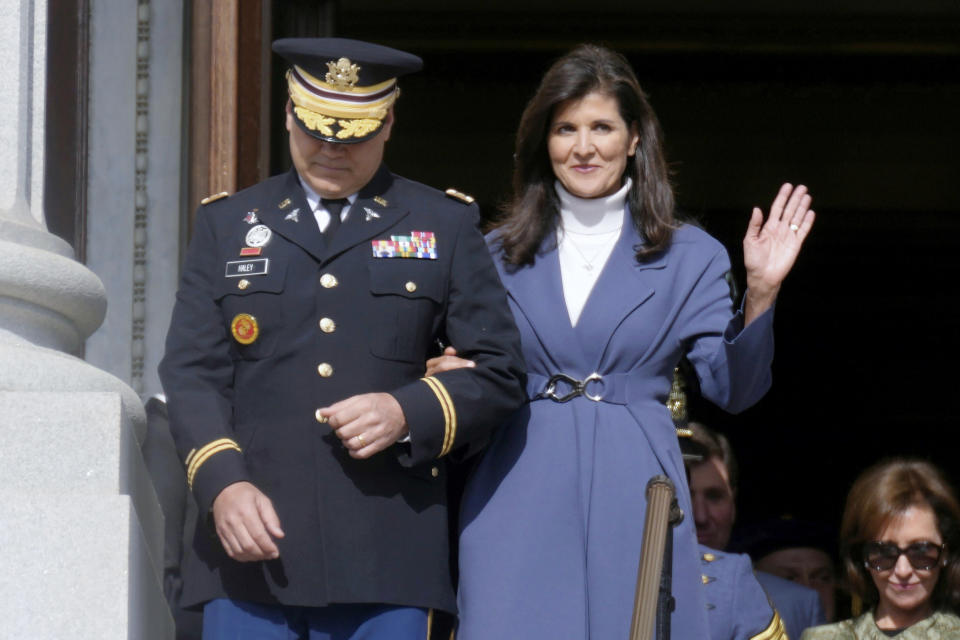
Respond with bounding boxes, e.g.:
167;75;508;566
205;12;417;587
542;372;603;402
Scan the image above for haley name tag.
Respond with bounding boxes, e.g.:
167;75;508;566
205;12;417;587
225;258;269;278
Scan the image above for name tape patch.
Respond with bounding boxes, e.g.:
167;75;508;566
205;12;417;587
225;258;270;278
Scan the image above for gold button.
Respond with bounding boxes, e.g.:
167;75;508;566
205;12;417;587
314;409;327;423
703;553;716;562
319;317;336;333
317;363;334;378
405;281;417;293
431;467;439;478
320;273;338;288
238;279;250;290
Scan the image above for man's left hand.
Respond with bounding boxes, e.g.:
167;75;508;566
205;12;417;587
318;393;409;459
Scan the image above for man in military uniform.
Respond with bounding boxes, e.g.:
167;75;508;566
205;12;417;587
683;422;826;640
159;38;526;639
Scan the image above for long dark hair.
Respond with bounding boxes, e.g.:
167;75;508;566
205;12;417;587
493;44;676;267
840;458;960;613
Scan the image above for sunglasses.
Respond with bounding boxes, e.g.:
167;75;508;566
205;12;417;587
862;541;946;572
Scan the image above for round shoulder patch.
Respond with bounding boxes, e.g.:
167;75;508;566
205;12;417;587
231;314;259;345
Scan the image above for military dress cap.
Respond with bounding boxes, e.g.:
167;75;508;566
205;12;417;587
272;37;423;144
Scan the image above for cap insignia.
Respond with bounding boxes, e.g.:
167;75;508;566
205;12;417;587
326;57;361;90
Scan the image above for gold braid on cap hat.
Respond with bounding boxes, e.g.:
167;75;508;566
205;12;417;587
287;65;398;121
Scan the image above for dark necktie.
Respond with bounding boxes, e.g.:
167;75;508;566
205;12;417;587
321;198;348;239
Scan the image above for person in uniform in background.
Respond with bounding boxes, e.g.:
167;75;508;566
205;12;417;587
737;517;841;623
677;422;787;639
699;545;788;640
685;422;827;639
687;421;740;551
159;37;525;640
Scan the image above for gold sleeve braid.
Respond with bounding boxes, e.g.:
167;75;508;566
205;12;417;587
421;376;457;457
751;611;788;640
185;438;242;490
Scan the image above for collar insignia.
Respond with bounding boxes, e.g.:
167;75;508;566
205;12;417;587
278;198;291;209
244;210;259;224
284;208;300;222
374;196;388;207
364;207;381;222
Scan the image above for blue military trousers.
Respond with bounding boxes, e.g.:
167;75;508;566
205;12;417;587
203;599;430;640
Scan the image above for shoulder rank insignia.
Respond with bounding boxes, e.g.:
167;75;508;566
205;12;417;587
200;191;230;205
445;188;475;204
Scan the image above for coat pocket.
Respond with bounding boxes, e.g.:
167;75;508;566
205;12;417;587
367;259;444;362
215;258;287;360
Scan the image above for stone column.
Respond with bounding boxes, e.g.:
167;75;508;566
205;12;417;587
0;1;173;637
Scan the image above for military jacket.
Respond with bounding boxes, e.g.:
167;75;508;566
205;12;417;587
159;166;526;611
700;548;788;640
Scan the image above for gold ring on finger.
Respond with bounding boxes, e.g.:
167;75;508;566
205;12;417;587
357;434;365;446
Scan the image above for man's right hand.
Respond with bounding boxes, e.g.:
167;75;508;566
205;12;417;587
211;481;285;562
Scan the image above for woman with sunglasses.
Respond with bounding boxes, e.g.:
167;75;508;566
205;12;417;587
801;459;960;639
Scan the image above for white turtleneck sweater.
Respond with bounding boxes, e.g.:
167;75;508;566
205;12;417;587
556;178;631;326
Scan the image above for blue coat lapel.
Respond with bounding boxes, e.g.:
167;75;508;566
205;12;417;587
498;232;588;374
573;217;667;370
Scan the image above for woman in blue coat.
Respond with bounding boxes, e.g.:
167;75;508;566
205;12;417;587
431;44;815;638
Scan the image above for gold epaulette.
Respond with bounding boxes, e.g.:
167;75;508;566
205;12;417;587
444;188;475;204
200;191;230;205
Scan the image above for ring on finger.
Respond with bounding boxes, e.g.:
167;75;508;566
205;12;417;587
789;223;799;232
356;434;365;446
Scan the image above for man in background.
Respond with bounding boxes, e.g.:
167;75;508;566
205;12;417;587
684;422;828;639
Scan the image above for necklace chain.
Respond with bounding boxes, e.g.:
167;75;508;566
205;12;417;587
563;236;607;271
